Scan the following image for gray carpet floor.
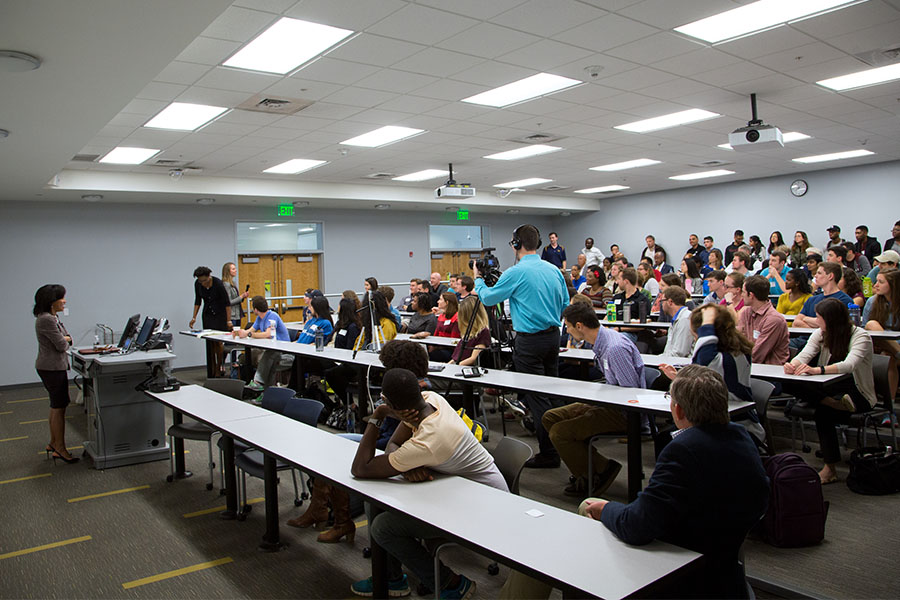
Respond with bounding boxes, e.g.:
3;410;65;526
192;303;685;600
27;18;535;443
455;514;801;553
1;368;897;599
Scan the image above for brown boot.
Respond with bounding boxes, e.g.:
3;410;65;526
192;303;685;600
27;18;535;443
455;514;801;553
317;487;355;543
287;481;331;528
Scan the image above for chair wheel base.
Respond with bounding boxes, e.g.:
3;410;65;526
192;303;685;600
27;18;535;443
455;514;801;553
258;540;286;553
206;483;214;491
293;499;303;507
219;488;226;496
166;470;193;483
802;445;811;453
362;547;371;559
301;492;310;500
487;563;500;576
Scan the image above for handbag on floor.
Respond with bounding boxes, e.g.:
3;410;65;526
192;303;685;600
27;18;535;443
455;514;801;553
847;429;900;495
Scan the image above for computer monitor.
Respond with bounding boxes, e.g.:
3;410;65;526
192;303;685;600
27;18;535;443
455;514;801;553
135;317;157;347
117;314;141;348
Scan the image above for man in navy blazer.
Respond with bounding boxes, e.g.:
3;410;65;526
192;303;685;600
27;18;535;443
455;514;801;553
590;365;769;598
501;365;769;599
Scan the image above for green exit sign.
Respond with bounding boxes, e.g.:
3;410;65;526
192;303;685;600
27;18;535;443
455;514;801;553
456;210;469;221
278;204;294;217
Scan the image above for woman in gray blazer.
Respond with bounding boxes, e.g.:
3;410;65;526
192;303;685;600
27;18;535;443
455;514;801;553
34;284;78;464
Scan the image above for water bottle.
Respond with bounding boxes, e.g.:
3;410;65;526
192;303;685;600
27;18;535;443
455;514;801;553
639;301;648;324
623;303;632;323
848;302;861;326
702;279;710;295
863;276;873;297
315;328;324;352
606;302;616;322
268;319;276;338
93;334;100;347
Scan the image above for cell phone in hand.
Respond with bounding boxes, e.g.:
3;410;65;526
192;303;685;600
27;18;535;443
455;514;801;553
245;284;250;292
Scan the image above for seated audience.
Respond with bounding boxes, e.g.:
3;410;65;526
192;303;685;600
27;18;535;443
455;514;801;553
583;264;613;308
654;249;674;276
739;275;789;365
701;235;719;265
724;229;745;265
378;285;403;328
350;368;507;598
570;264;586;291
684;233;704;264
542;303;641;497
640;235;663;263
776;268;813;318
760;250;789;295
703;248;724;275
680;257;703;295
703;270;727;304
575;252;587;278
429;272;448;297
855;224;883;262
784;299;875;484
790;230;811;268
720;272;746;314
637;262;660;298
882;220;900;255
805;251;824;287
234;296;290;390
405;292;437;335
413;291;459;363
295;296;334;344
332;298;362;350
400;279;417;311
727;251;752;276
863;270;900;401
502;365;769;600
839;267;865;308
653;273;685;317
449;298;491;366
748;234;767;265
612;267;652;322
842;241;871;276
794;263;854;329
826;244;847;266
866;249;899;282
457;275;475;301
659;286;693;358
601;256;612;280
825;225;845;250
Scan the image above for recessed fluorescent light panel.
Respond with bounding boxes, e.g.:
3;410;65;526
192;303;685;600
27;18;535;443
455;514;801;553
719;131;811;149
483;145;563;161
341;126;425;148
675;0;859;44
792;149;874;164
144;102;229;131
669;169;735;181
263;159;327;174
615;109;720;133
493;178;553;188
223;17;354;74
575;185;630;193
817;62;900;91
590;158;660;171
392;169;448;182
462;73;582;108
98;146;161;164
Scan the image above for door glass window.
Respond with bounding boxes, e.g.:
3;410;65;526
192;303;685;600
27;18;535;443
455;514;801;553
428;225;489;250
236;222;323;253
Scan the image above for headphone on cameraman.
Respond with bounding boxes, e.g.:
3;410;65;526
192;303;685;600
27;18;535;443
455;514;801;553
510;224;541;251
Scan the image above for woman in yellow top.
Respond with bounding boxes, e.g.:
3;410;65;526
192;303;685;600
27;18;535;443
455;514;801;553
353;290;397;351
776;268;813;320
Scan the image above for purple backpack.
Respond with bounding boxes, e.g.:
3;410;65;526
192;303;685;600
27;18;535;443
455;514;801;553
757;453;829;547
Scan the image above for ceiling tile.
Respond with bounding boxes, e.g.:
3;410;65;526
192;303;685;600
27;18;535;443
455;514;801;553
120;98;170;116
490;0;608;36
136;81;189;102
284;0;406;31
232;0;297;13
436;22;542;58
376;95;450;115
496;39;595;71
412;79;489;102
605;32;703;64
346;108;417;125
198;121;261;136
639;78;716;101
108;113;148;128
692;61;778;87
753;42;848;73
786;56;872;83
295;102;365;120
416;0;530;21
195;67;281;93
790;0;900;39
322;86;400;108
295;58;381;86
153;61;213;86
201;6;277;43
555;14;657;53
619;0;736;29
276;114;335;130
391;48;485;77
827;18;900;55
176;87;258;108
449;62;535;87
355;69;440;94
327;34;426;67
598;66;679;91
263;77;344;100
367;4;479;45
715;27;819;60
650;48;742;78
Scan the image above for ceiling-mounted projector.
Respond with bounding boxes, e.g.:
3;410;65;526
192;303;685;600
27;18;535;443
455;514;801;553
434;163;475;198
728;93;783;151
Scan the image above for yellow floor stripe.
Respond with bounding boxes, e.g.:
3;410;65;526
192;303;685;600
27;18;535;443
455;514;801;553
355;519;368;529
67;485;150;503
37;445;82;455
19;416;73;425
0;535;91;560
121;557;233;589
183;497;263;518
2;436;29;443
0;473;52;485
0;410;12;415
7;397;47;404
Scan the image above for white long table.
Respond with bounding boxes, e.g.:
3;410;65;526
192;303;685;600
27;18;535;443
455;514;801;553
180;331;753;502
147;385;701;600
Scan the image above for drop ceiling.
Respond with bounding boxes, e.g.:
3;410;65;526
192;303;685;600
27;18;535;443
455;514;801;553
2;0;899;213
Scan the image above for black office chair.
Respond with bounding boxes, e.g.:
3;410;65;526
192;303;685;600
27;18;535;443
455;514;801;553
217;386;296;494
431;437;534;596
234;397;324;520
749;378;776;455
846;354;898;448
166;378;242;490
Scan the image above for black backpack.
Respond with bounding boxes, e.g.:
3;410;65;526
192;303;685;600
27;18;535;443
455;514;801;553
756;453;829;547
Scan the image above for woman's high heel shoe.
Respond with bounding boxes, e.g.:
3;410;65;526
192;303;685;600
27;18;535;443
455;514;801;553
49;445;79;464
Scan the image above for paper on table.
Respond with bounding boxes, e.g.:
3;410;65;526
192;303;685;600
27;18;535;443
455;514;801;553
626;393;670;409
525;509;544;518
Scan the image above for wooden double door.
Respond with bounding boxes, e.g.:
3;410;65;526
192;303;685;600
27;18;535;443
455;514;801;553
430;250;486;279
238;253;321;321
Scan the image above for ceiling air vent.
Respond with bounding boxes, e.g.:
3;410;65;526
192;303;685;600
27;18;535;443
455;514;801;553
541;184;571;191
854;43;900;66
237;94;314;115
154;159;193;168
690;159;733;168
364;172;397;180
509;132;565;144
71;154;100;162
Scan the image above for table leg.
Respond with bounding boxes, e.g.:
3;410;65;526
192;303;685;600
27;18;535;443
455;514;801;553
462;383;476;417
626;411;642;502
259;454;284;552
370;506;388;599
219;436;237;520
171;410;192;479
205;339;216;379
356;365;368;433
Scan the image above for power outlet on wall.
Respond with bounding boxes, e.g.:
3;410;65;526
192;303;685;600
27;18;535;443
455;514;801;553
63;308;69;316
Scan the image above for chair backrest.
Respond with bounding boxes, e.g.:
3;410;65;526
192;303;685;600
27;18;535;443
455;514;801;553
489;437;533;495
260;387;296;414
749;378;775;424
283;397;324;427
204;378;244;400
871;354;893;409
643;366;661;389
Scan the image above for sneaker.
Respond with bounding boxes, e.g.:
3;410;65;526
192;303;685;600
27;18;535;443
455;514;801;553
500;396;527;418
591;460;622;496
350;574;410;598
881;413;897;427
524;453;560;469
440;575;476;600
521;416;536;434
563;477;588;497
247;381;264;392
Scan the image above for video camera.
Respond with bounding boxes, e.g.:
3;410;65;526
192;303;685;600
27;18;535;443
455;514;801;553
470;248;502;287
